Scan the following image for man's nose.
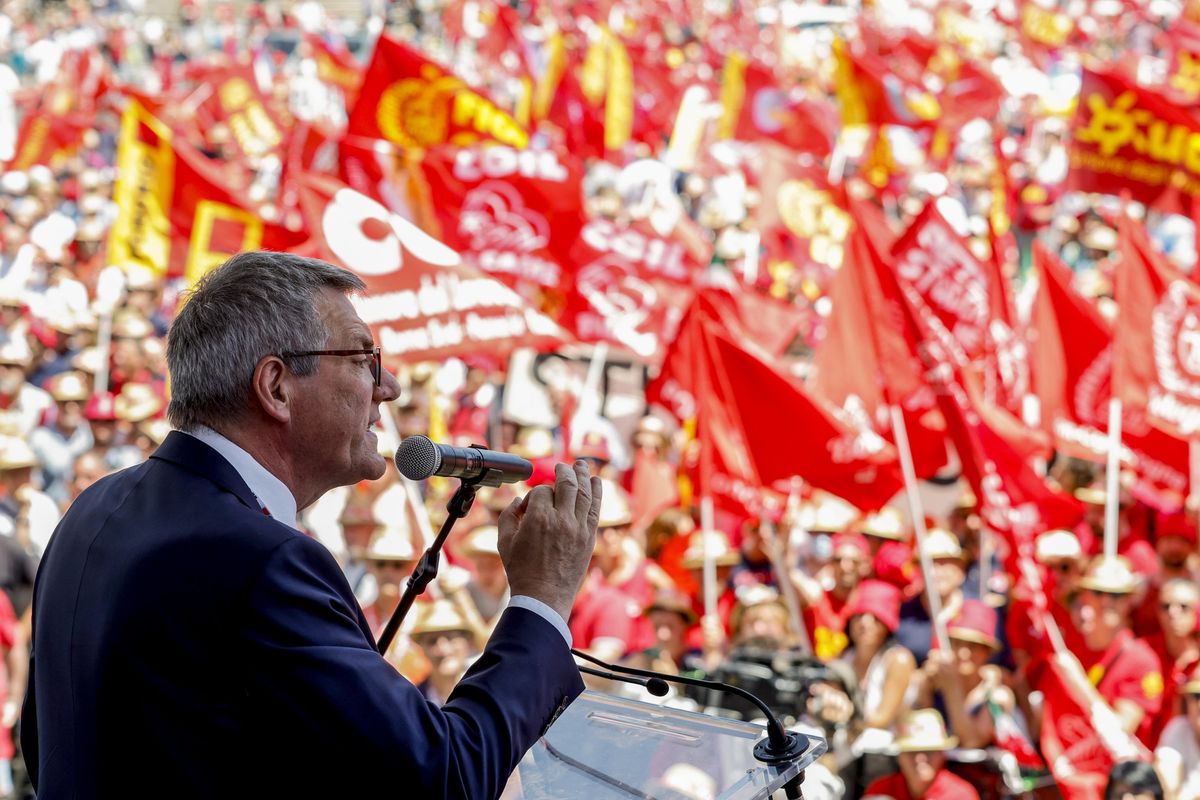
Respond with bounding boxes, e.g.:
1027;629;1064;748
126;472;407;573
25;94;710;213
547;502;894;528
376;365;401;403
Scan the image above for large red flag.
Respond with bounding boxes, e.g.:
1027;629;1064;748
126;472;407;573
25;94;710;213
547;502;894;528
717;54;837;157
414;142;585;296
812;223;947;477
891;204;1031;417
1069;69;1200;209
1113;213;1200;438
107;100;307;284
194;63;291;165
295;173;569;364
652;292;901;513
1032;242;1189;501
347;35;529;151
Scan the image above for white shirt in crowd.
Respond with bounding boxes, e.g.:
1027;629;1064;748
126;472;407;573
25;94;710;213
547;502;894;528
1156;716;1200;800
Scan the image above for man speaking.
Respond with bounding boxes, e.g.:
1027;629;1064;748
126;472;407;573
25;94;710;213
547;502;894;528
22;252;601;798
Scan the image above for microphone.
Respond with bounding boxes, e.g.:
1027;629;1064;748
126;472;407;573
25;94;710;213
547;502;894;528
394;435;533;488
577;665;669;697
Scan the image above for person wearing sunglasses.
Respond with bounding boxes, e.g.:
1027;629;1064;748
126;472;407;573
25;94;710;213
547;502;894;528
1147;579;1200;747
22;251;604;799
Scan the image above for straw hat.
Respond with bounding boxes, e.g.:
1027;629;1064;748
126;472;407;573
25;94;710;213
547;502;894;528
47;371;89;403
0;335;32;368
1035;529;1082;563
124;264;160;292
0;437;37;471
114;383;163;422
924;528;963;561
947;599;1000;650
597;478;632;528
954;484;978;510
633;414;668;446
138;418;171;445
365;526;418;562
681;530;740;570
895;709;958;752
510;426;554;459
72;346;107;375
1077;555;1138;595
460;525;500;557
801;494;859;534
645;588;698;624
111;309;153;339
410;599;472;637
858;507;906;541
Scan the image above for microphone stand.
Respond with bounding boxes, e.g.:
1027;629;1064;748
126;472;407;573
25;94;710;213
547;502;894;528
377;470;499;655
571;649;820;800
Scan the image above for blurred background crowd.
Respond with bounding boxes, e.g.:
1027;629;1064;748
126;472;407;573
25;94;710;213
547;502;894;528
3;0;1200;798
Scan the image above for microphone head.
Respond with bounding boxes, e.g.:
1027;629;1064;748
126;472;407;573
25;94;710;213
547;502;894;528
645;677;670;697
395;435;443;480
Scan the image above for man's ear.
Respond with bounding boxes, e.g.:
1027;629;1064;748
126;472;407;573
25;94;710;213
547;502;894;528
251;355;292;424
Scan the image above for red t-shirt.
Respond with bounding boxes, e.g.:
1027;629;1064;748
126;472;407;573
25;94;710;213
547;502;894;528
804;588;854;661
863;769;980;800
570;577;640;655
873;541;917;595
1145;632;1200;748
1077;629;1165;747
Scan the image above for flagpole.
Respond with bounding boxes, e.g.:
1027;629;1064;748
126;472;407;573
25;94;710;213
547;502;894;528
569;343;609;452
889;404;949;650
700;494;718;622
766;481;812;656
1104;398;1123;560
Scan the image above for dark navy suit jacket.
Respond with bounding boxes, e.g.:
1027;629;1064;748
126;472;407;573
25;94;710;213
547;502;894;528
23;431;582;798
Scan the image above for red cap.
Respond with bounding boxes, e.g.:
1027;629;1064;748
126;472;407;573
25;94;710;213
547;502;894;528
84;391;117;422
575;431;611;463
845;579;901;634
947;600;1000;650
1158;513;1198;546
830;532;870;560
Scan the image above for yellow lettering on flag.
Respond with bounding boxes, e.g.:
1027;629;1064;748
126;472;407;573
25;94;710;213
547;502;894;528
108;101;174;278
717;52;747;140
604;32;634;152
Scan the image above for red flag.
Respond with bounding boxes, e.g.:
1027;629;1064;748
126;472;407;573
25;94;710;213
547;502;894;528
414;142;585;295
5;108;90;171
302;33;363;104
1068;69;1200;209
295;173;570;364
652;293;901;513
194;63;291;165
891;204;1031;417
1032;242;1189;501
812;224;947;477
717;54;837;157
107;100;306;283
556;215;710;362
832;38;941;130
347;35;529;151
1113;213;1200;439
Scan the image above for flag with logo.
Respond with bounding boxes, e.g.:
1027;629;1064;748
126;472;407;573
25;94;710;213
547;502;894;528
108;100;307;284
295;172;569;364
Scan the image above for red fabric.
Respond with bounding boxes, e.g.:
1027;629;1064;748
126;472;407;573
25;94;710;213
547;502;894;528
1032;243;1190;500
1146;632;1200;747
1077;630;1165;746
414;142;586;298
295;172;570;364
811;223;948;479
347;35;529;151
1114;212;1200;440
804;588;854;661
628;449;678;533
718;54;837;157
569;577;639;654
872;540;917;595
862;769;980;800
844;579;901;633
1068;69;1200;209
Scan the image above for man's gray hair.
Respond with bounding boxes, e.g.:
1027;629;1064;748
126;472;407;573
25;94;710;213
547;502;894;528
167;251;365;431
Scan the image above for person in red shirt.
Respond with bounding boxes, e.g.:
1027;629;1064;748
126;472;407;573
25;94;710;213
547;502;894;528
1145;578;1200;746
1007;529;1085;685
857;508;918;596
794;531;870;660
1049;555;1165;748
862;709;980;800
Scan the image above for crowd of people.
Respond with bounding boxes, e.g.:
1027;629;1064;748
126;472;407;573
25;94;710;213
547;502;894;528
2;0;1200;798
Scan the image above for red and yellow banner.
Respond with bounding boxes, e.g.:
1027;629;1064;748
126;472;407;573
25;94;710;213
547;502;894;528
1068;69;1200;205
109;101;306;283
347;35;528;151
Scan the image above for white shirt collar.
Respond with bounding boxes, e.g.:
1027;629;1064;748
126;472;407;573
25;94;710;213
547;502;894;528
183;425;299;530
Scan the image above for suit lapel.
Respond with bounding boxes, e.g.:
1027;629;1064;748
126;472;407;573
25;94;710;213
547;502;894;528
150;431;263;513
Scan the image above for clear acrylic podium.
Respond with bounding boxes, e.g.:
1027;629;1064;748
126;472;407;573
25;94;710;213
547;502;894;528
510;691;829;799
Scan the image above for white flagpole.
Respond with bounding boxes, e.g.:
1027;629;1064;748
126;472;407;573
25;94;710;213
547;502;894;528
569;343;609;452
700;494;718;622
765;482;812;656
1104;398;1123;560
889;404;949;650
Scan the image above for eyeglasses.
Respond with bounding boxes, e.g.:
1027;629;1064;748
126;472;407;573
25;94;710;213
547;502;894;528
280;346;382;387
